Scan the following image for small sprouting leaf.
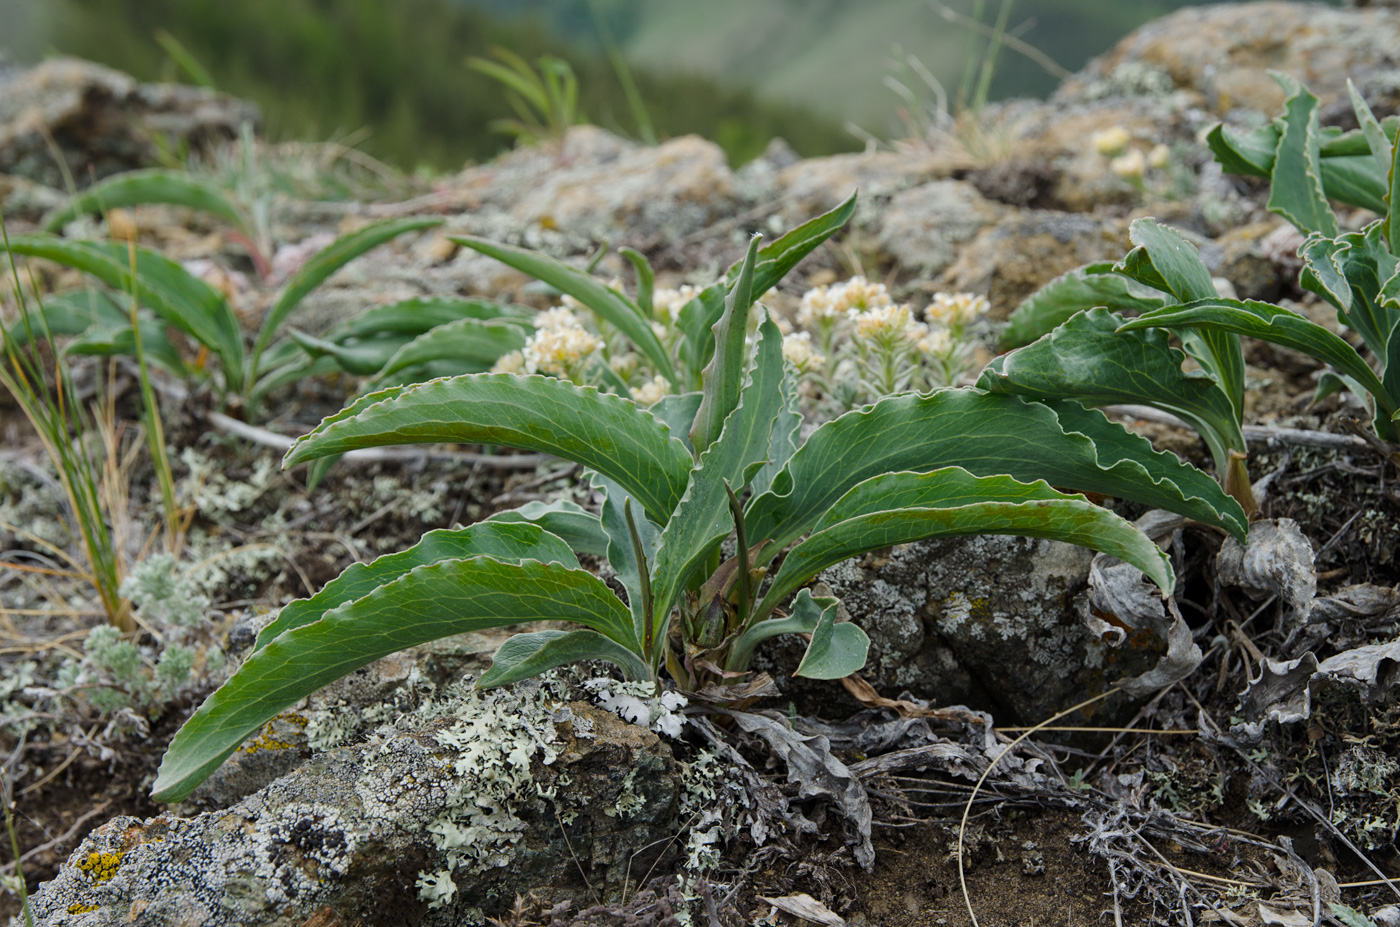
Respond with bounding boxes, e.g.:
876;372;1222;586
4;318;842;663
452;234;674;381
254;217;444;371
745;389;1247;552
284;374;693;526
1205;122;1278;178
792;591;870;680
979;308;1245;475
1268;73;1340;238
1002;263;1169;348
754;467;1174;620
477;629;650;689
691;235;760;454
1347;80;1394;182
1299;234;1352;311
252;521;579;650
751;363;802;499
43;169;251;235
153;556;632;802
486;499;611;558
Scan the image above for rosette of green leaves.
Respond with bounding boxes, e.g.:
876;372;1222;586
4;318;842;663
151;218;1246;804
981;218;1257;514
1190;74;1400;443
1;216;441;412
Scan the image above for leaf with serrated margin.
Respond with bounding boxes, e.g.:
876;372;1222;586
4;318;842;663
283;374;692;525
486;499;610;558
376;318;527;379
678;194;857;382
1115;219;1244;419
1206;122;1278;178
1119;297;1397;425
651;312;786;647
755;468;1173;621
979;308;1244;473
253;521;579;651
152;557;632;802
745;389;1247;553
691;235;760;453
1269;73;1340;238
254;217;443;373
1003;262;1171;348
43;169;252;235
793;592;869;680
452;235;673;381
477;629;650;689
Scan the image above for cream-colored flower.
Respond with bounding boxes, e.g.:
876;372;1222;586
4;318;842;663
522;325;603;379
781;331;825;370
1148;143;1171;169
653;284;702;324
850;303;925;344
536;306;582;332
630;375;671;406
797;284;839;329
798;275;892;328
1111;149;1147;181
924;292;988;328
490;350;526;375
1093;126;1131;157
918;328;954;356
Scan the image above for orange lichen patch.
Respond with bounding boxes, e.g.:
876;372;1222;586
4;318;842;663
237;713;309;754
75;850;124;882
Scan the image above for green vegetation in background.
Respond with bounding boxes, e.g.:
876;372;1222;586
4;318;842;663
34;0;855;169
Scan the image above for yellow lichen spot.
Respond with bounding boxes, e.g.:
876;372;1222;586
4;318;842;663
67;902;101;914
75;850;123;882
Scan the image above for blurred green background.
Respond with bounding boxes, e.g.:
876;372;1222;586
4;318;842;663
0;0;1287;171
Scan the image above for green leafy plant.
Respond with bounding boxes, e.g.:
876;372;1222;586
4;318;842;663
980;217;1256;515
2;216;442;414
467;47;582;147
150;205;1248;802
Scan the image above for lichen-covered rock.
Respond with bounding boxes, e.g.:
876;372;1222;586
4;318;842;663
0;57;258;188
30;680;680;926
875;180;1004;276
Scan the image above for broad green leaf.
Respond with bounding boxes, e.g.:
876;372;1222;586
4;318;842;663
152;556;631;802
1318;223;1397;357
2;237;245;391
1115;219;1244;418
755;468;1174;620
1299;234;1352;311
619;247;654;319
3;289;127;345
289;329;415;375
1320;157;1389;216
978;308;1245;473
678;193;856;381
284;374;692;525
325;297;532;344
752;363;803;500
1002;263;1169;348
486;499;610;558
691;235;759;454
477;629;650;689
1205;122;1278;178
792;591;870;680
745;388;1248;551
651;312;785;647
729;589;858;675
1268;74;1340;238
1119;298;1397;423
376;318;527;379
253;217;444;372
649;392;702;452
65;319;189;377
43;169;251;234
252;521;580;650
451;235;674;382
592;472;662;648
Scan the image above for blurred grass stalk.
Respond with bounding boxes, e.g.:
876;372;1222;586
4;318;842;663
0;216;132;632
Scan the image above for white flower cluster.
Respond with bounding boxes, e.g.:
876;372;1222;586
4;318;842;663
491;306;603;383
924;291;989;330
630;374;671;407
797;275;892;329
653;284;702;324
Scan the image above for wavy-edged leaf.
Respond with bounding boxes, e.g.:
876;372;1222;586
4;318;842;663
1315;223;1397;357
152;556;631;802
377;318;527;379
979;308;1244;472
284;374;692;524
451;234;674;382
477;629;650;689
691;235;760;454
486;499;610;558
1300;234;1352;311
1003;262;1170;348
651;311;785;645
745;389;1248;552
2;236;244;390
756;468;1173;621
678;193;856;382
1119;297;1396;422
254;217;444;371
1269;74;1340;238
253;521;579;650
43;169;251;234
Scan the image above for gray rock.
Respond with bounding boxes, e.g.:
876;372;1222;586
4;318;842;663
0;58;259;188
30;680;680;926
875;180;1004;277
